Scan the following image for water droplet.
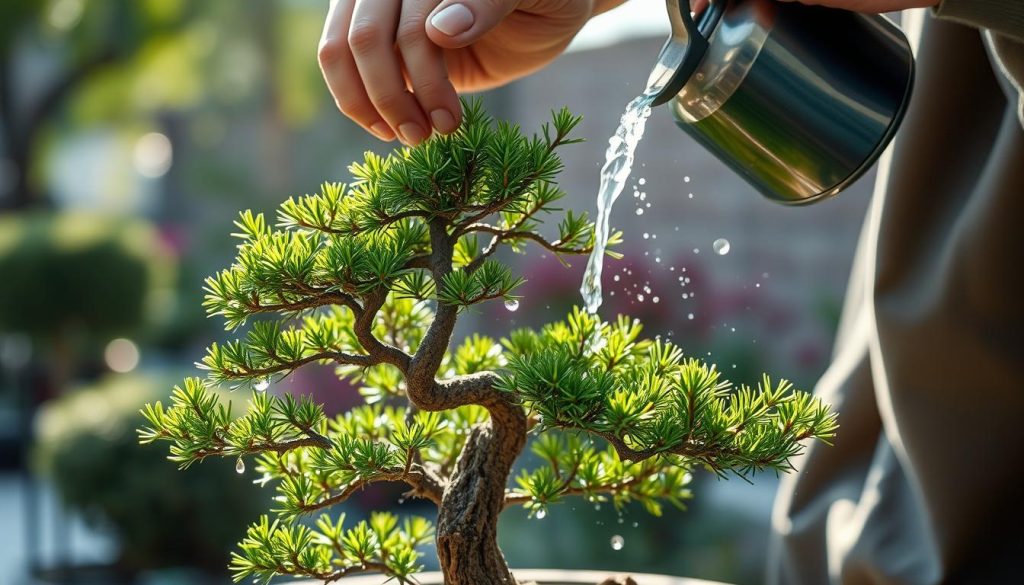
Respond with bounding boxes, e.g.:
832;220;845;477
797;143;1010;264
635;208;644;216
254;378;270;392
610;535;625;550
713;238;731;255
684;176;691;183
652;296;660;303
642;233;650;239
594;504;602;511
618;517;625;524
755;283;761;288
235;458;245;474
536;508;547;519
688;193;694;199
504;298;520;312
632;522;639;528
693;248;700;254
643;285;651;294
638;178;647;186
613;274;620;282
637;294;645;302
687;313;695;320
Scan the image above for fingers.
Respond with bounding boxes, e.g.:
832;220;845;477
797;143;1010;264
318;0;396;142
350;0;433;145
426;0;520;49
398;0;462;134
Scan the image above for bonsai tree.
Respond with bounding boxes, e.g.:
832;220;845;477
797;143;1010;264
139;100;837;585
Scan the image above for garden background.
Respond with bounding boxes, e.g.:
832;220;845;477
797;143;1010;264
0;1;873;583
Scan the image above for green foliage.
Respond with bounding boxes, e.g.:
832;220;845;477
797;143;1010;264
0;213;176;340
140;100;834;583
498;308;837;478
230;512;433;584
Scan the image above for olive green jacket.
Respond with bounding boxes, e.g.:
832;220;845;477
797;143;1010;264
768;3;1024;585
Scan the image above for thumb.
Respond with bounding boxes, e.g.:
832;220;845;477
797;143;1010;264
426;0;520;49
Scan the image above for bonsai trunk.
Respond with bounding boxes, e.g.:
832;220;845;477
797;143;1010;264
435;399;527;585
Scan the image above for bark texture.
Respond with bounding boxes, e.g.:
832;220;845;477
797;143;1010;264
435;395;527;585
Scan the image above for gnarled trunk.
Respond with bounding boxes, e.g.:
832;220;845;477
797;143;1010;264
436;399;526;585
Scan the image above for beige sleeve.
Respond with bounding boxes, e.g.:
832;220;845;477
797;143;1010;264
935;0;1024;41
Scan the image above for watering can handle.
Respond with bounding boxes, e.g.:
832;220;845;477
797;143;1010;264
648;0;723;106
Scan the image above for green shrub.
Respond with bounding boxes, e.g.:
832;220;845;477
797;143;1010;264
35;374;265;573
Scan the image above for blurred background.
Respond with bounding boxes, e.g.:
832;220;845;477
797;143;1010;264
0;1;875;583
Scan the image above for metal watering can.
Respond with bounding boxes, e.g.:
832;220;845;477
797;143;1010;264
648;0;915;204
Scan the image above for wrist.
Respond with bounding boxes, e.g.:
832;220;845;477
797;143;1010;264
593;0;629;17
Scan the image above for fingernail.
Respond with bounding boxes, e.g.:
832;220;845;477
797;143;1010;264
430;4;474;37
398;122;427;146
430;109;457;134
370;121;396;141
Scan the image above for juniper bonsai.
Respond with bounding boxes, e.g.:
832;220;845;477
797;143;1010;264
139;100;837;585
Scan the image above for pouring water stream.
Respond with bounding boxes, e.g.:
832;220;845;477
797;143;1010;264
579;89;658;314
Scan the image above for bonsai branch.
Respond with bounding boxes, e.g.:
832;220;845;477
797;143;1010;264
353;289;412;370
463;223;591;270
298;465;444;511
502;465;661;509
216;350;375;379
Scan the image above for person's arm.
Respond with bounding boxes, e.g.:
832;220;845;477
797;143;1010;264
934;0;1024;42
595;0;629;15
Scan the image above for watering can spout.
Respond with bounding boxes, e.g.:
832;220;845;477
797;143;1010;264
647;0;716;106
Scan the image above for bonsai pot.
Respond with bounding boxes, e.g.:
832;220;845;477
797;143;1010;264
301;570;730;585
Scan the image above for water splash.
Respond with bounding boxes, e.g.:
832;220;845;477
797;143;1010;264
580;91;657;314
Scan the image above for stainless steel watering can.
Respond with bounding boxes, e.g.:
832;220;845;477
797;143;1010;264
648;0;915;205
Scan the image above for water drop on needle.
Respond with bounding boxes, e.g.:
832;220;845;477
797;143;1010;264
235;458;245;474
504;299;520;312
713;238;731;255
610;535;625;551
254;378;270;392
536;508;547;519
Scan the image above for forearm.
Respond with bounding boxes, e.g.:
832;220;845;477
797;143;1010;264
594;0;629;16
935;0;1024;42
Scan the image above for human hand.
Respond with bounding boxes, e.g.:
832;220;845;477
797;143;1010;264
318;0;607;146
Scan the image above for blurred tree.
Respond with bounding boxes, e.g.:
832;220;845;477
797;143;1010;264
33;373;266;574
0;213;176;388
0;0;197;210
